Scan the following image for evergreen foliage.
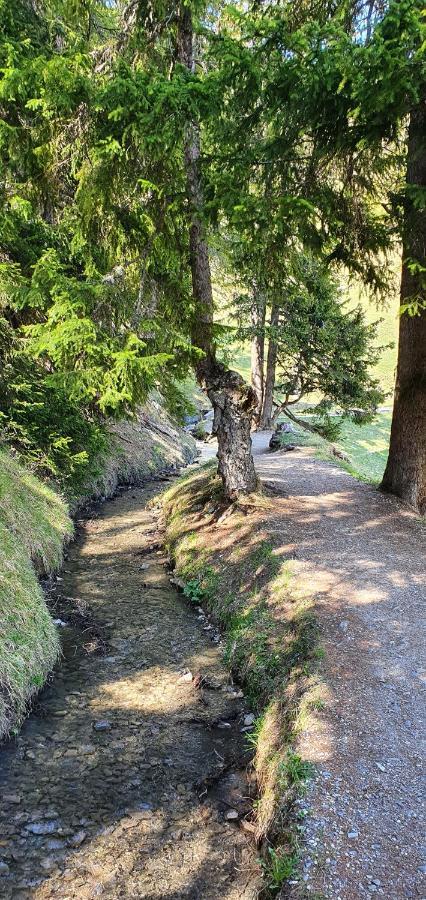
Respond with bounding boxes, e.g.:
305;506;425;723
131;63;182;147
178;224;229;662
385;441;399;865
0;0;195;487
268;254;385;424
0;0;424;502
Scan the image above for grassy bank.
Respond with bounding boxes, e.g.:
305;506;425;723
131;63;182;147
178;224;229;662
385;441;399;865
0;449;73;739
89;399;196;509
330;413;391;482
163;465;323;894
275;412;391;483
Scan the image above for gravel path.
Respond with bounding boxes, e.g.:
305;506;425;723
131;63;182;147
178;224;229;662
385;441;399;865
0;481;259;899
252;440;426;900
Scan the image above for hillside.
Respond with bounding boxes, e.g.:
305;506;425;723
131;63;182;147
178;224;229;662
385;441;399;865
0;449;72;739
71;398;197;511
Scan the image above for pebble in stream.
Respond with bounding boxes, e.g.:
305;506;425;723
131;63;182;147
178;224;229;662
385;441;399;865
0;482;260;899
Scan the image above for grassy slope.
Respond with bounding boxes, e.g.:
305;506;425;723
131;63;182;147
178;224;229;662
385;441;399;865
348;276;399;396
163;466;323;892
276;413;391;483
71;398;196;511
0;449;73;739
332;413;391;482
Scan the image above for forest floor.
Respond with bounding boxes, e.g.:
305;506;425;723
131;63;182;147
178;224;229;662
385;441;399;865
0;479;260;899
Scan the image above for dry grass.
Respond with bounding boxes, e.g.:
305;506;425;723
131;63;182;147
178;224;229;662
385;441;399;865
0;449;73;738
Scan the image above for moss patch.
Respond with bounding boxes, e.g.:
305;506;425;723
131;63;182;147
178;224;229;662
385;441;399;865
0;449;72;739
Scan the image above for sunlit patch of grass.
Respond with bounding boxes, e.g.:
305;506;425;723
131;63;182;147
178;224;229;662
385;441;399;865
276;412;391;483
0;449;72;738
0;449;72;573
336;414;391;482
293;677;328;735
260;844;299;894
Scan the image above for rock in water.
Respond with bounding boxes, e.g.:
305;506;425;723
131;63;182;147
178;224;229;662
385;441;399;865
93;720;112;731
26;821;60;835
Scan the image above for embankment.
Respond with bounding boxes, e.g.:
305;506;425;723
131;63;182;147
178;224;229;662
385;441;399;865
162;464;321;891
0;449;72;738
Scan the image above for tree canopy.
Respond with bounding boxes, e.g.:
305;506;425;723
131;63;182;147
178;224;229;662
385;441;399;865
0;0;425;506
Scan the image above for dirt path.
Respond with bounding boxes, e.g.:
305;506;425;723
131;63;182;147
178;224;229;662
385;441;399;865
252;442;426;900
0;481;259;899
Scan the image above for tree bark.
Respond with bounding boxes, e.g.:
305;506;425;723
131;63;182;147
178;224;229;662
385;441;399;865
176;5;257;499
381;102;426;513
259;302;280;429
250;292;266;426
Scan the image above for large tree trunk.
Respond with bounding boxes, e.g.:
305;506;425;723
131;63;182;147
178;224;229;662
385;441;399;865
259;302;279;429
250;292;266;426
381;103;426;514
177;5;257;500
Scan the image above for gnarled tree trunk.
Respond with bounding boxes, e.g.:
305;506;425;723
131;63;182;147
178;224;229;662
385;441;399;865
177;5;257;500
250;292;266;426
381;102;426;513
259;302;279;429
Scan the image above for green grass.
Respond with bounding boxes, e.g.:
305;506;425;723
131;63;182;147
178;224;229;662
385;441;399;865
0;449;72;572
180;375;209;414
0;449;73;738
261;845;299;893
259;751;314;892
225;344;252;384
348;278;399;396
276;413;391;483
163;467;322;893
334;414;391;481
